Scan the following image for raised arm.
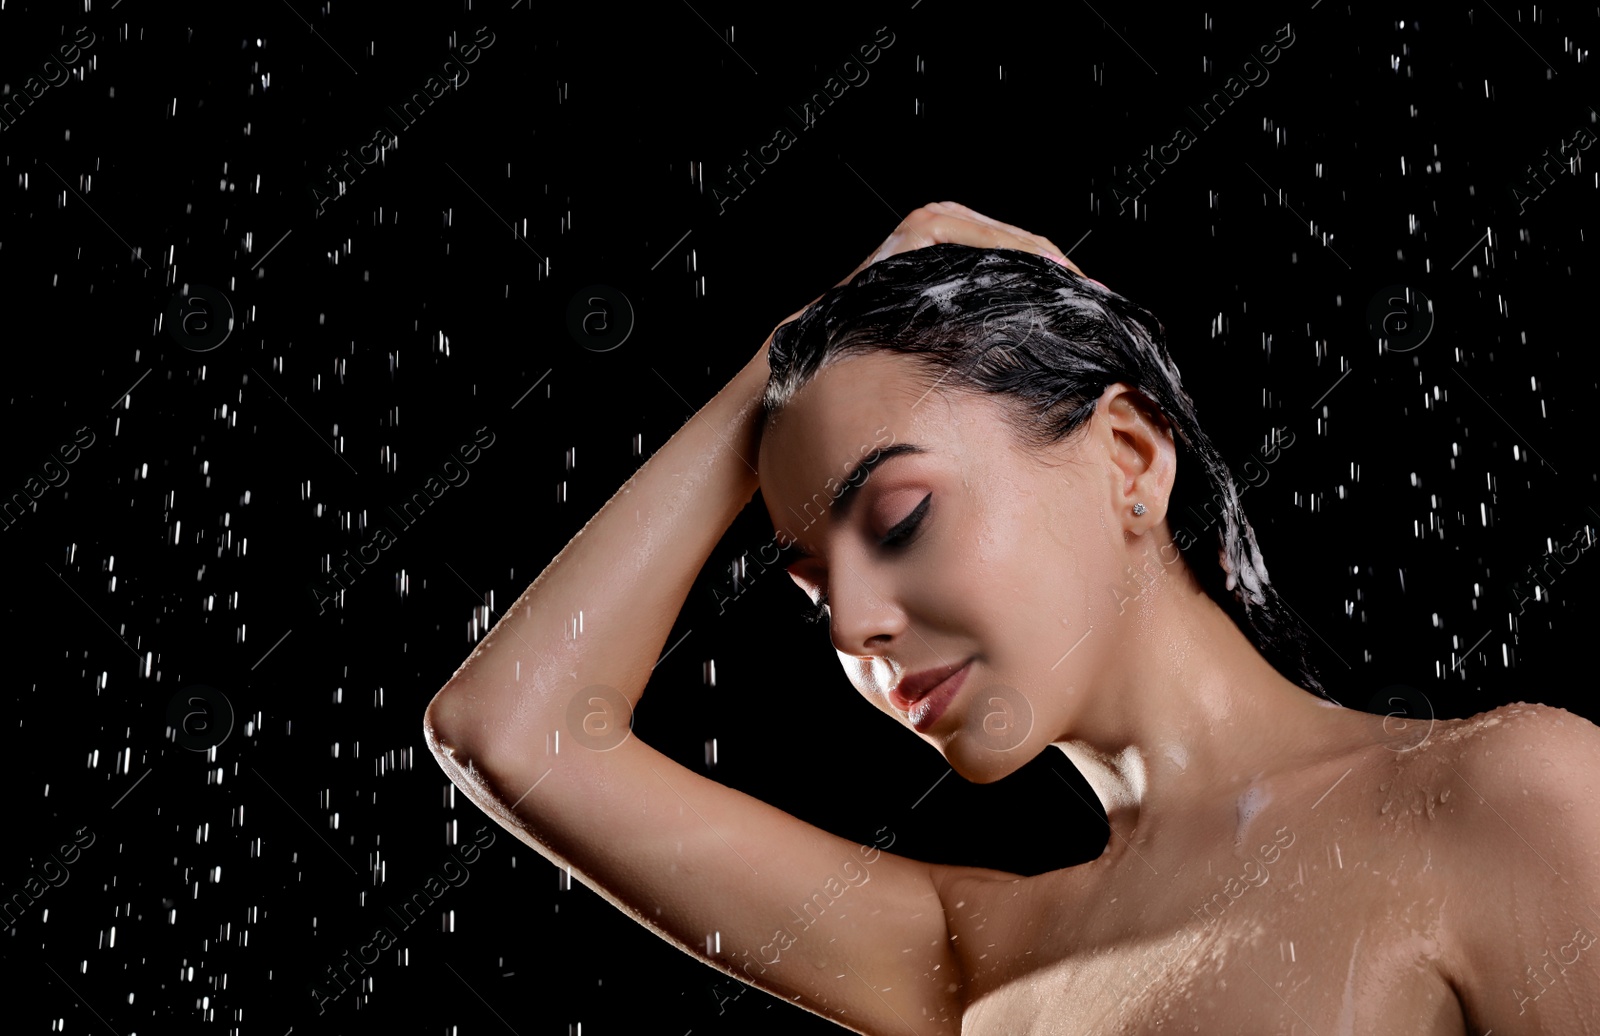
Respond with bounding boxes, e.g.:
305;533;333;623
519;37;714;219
423;202;1077;1035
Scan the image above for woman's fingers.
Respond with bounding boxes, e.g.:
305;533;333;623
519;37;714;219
1044;252;1087;277
905;204;1082;272
923;202;1077;270
839;202;1091;288
928;201;1031;238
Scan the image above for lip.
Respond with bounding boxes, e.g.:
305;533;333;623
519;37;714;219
890;659;974;733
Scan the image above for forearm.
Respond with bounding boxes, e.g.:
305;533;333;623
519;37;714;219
425;345;770;762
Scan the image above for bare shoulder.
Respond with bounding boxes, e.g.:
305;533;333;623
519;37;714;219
1428;699;1600;870
1432;700;1600;795
1428;701;1600;1030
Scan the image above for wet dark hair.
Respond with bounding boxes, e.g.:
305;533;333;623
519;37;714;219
764;244;1327;698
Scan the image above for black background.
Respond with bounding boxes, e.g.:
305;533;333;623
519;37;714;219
2;1;1597;1033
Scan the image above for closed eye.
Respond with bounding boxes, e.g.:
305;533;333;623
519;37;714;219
794;493;932;626
881;492;932;547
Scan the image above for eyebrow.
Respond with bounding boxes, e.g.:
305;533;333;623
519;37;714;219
783;443;927;557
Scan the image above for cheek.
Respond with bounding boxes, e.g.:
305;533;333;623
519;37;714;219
1025;476;1115;588
942;482;1078;659
1034;486;1076;558
959;473;1043;576
990;487;1080;599
1001;492;1127;648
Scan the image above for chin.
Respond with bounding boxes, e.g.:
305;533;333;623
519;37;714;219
931;678;1043;783
942;735;1037;784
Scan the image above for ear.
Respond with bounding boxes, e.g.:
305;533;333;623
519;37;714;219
1096;383;1177;532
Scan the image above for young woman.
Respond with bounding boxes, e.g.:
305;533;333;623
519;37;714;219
424;203;1600;1034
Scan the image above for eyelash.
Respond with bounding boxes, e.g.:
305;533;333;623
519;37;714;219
800;493;931;624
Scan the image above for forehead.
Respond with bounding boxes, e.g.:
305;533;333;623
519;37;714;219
757;352;984;540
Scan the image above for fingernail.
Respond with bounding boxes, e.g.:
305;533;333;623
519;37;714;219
1045;253;1110;291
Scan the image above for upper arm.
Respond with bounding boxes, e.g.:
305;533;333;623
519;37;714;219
1441;703;1600;1031
425;685;1001;1036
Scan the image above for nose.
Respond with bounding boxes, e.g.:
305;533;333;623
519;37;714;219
826;558;907;656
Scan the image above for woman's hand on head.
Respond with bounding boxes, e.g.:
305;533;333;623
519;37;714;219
755;202;1089;374
839;201;1085;284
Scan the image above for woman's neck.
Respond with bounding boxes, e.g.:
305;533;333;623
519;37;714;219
1050;581;1366;857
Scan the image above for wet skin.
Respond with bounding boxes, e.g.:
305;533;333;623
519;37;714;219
942;717;1475;1035
756;351;1600;1033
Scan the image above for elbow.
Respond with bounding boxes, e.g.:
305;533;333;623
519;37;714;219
424;696;488;789
425;677;519;779
422;698;448;759
423;687;469;763
424;682;507;778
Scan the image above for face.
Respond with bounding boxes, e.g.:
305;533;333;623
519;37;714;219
758;351;1169;783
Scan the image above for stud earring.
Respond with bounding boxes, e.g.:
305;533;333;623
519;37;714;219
1132;503;1147;516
